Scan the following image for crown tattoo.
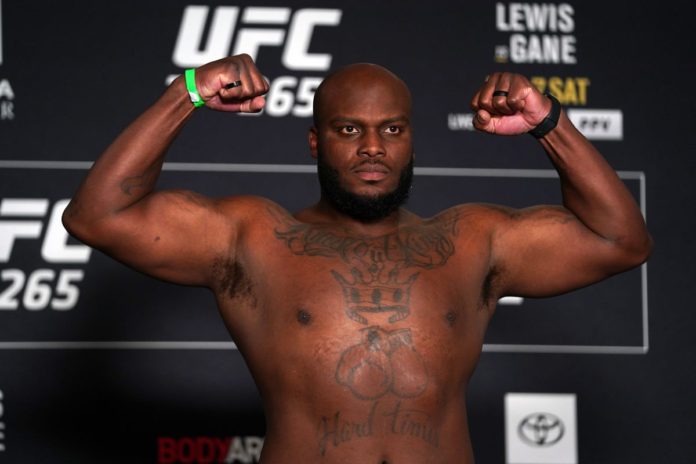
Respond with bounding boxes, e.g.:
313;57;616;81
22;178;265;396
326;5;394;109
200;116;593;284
331;267;419;324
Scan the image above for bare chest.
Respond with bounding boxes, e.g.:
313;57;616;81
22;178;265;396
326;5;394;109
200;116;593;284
211;210;491;459
216;215;493;368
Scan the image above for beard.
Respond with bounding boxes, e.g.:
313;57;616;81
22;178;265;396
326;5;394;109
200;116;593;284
317;153;414;222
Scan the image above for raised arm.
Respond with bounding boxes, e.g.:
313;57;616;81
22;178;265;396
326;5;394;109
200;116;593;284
470;72;652;298
62;54;269;286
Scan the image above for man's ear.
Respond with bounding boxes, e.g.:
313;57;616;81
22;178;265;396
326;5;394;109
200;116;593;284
308;126;319;159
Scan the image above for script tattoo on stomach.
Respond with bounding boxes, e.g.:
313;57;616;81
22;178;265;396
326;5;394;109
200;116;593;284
272;211;460;453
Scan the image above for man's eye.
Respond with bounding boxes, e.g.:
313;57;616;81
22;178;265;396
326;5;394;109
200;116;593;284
340;126;359;134
385;126;401;134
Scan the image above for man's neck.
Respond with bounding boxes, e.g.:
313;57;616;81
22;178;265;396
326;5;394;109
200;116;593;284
294;199;419;236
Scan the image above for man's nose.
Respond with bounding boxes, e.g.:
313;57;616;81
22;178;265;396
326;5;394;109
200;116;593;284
359;130;385;157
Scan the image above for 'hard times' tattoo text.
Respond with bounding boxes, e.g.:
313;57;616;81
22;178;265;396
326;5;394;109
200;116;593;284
319;400;440;456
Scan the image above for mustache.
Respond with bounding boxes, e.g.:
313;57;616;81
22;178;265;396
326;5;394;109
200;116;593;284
352;159;390;170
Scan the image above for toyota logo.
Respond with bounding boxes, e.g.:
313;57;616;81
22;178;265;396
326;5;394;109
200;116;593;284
518;412;565;446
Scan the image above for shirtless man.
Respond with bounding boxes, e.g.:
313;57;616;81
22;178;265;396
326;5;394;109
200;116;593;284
62;54;652;463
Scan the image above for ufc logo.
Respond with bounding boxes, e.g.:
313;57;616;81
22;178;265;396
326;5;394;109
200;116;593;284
0;198;91;263
173;6;342;70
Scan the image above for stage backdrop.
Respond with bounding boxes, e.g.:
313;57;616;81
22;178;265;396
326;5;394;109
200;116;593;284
0;1;694;463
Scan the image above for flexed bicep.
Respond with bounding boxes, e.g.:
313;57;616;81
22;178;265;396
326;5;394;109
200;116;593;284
490;205;641;298
70;190;240;287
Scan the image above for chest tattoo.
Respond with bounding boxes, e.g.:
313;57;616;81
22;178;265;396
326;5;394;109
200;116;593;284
273;212;459;325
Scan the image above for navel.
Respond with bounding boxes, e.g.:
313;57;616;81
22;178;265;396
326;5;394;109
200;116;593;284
297;309;312;325
445;310;458;327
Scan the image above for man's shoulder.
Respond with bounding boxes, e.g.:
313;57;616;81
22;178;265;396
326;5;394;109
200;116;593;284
429;202;520;226
405;203;521;246
215;195;292;221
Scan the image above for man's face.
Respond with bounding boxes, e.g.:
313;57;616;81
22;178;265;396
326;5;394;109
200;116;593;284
310;67;414;221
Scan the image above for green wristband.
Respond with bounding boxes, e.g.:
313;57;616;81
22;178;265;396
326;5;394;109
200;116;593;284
184;68;205;108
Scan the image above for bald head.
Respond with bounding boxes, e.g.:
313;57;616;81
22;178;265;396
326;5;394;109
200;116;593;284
312;63;412;128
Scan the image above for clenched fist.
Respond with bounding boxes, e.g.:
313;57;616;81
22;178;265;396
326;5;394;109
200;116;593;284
470;72;555;136
191;54;269;113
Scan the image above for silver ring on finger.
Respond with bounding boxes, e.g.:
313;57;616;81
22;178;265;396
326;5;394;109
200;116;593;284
225;80;243;89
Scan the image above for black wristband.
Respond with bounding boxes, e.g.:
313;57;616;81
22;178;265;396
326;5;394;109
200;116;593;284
528;93;561;139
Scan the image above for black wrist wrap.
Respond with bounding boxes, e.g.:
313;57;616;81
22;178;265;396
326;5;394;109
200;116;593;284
528;93;561;139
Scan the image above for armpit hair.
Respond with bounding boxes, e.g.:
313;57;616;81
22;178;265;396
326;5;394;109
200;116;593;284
481;265;502;310
212;256;256;304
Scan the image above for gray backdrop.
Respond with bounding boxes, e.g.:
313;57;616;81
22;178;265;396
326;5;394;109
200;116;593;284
0;0;694;462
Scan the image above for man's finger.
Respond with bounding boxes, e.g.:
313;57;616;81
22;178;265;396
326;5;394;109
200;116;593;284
239;95;266;113
248;68;269;95
477;72;500;113
491;72;514;115
507;76;530;113
473;109;494;133
219;67;244;99
238;66;255;99
470;89;482;112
